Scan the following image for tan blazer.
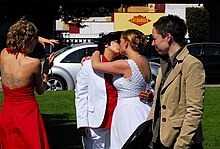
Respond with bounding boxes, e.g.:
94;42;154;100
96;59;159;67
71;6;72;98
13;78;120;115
147;47;205;149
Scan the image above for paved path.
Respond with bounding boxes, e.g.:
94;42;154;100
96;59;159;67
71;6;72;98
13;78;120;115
43;114;83;149
206;84;220;87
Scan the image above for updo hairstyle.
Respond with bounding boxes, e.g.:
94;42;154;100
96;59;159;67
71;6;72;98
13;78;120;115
6;16;38;54
121;29;147;53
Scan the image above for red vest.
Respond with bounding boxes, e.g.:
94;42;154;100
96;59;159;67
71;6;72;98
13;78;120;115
100;55;118;128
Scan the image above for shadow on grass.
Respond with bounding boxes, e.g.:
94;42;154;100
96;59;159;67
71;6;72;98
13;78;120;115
43;114;83;149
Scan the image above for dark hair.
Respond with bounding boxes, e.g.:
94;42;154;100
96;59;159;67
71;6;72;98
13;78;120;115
97;31;122;54
153;14;187;46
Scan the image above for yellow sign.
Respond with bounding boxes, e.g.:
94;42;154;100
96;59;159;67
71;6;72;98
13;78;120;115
114;13;165;35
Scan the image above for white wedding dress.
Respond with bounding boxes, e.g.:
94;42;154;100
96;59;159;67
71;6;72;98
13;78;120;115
110;59;152;149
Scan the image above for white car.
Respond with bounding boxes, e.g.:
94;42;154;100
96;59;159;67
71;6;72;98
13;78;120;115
44;42;160;91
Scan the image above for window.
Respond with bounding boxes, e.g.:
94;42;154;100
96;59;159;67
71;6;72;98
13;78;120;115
61;47;97;63
187;45;203;57
204;45;220;56
141;45;159;59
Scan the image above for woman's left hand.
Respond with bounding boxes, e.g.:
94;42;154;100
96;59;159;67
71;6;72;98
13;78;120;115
81;56;91;65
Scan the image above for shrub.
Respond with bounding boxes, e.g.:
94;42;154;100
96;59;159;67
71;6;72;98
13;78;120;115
186;7;209;43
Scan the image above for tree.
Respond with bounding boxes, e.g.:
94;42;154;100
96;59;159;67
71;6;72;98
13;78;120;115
186;7;209;43
0;2;120;50
58;4;117;28
0;2;61;50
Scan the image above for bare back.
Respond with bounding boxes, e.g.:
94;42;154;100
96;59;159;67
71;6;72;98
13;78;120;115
0;48;40;89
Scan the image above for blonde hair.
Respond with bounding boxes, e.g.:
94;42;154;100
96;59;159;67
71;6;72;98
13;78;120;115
121;29;147;53
6;16;38;54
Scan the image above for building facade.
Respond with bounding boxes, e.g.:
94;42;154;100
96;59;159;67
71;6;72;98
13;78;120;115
55;3;203;45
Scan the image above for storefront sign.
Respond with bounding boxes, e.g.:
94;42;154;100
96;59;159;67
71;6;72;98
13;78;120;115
128;15;151;26
114;13;165;35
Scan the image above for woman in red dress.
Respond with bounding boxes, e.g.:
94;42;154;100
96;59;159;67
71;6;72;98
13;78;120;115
0;17;56;149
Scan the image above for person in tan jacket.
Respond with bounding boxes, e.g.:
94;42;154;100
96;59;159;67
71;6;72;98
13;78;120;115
147;14;205;149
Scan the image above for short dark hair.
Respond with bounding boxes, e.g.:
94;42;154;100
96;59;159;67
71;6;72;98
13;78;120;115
153;14;187;46
97;31;122;54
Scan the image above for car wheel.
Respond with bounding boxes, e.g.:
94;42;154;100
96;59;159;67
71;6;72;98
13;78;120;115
46;76;66;91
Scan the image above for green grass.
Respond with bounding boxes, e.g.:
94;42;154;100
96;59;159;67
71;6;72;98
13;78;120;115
202;87;220;148
0;88;220;149
35;91;77;125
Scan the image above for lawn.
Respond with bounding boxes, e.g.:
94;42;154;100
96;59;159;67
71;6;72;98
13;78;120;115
202;87;220;148
0;87;220;149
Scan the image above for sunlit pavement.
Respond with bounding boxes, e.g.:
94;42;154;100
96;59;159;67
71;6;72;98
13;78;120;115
206;84;220;87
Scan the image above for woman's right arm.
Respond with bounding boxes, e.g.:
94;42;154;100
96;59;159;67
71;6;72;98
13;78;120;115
91;51;129;75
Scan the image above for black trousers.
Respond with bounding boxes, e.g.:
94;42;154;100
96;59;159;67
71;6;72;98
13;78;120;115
190;143;203;149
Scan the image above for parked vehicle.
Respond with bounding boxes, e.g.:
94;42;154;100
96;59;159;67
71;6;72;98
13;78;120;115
186;42;220;84
43;43;160;91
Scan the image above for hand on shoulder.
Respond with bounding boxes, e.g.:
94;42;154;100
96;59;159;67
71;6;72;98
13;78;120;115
81;56;91;65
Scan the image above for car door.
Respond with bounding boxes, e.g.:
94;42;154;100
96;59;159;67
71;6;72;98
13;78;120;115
187;44;203;61
60;46;97;86
203;44;220;83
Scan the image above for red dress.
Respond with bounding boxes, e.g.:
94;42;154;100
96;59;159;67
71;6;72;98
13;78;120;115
0;83;50;149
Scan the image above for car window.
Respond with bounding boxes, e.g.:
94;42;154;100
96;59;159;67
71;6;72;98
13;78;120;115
141;45;159;59
61;47;97;63
204;45;220;56
187;45;203;57
86;47;97;56
54;46;73;57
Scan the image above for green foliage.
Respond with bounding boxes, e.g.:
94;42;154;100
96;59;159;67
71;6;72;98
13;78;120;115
186;7;209;43
59;5;115;27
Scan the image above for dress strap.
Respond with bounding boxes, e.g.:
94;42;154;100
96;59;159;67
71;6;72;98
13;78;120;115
6;48;27;55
